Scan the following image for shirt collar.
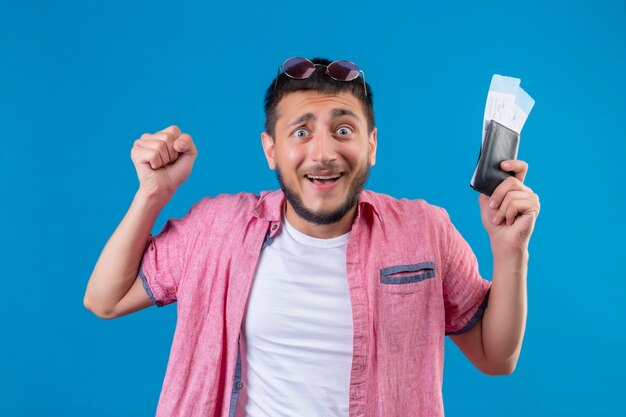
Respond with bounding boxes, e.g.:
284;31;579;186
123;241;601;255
251;190;285;222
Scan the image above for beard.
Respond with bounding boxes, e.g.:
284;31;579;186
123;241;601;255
275;164;370;226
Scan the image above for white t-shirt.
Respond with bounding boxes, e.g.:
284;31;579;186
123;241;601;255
237;218;354;417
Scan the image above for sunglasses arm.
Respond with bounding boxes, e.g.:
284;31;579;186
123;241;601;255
273;66;282;93
360;70;367;97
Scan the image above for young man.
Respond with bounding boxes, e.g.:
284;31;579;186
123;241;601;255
84;57;540;417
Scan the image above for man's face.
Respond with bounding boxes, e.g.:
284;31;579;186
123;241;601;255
262;90;377;225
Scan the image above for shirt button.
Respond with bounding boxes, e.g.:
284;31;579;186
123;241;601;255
236;382;244;389
271;224;278;231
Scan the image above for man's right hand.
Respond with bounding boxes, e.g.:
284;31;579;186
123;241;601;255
130;125;198;199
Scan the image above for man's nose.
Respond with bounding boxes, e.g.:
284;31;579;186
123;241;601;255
310;130;338;163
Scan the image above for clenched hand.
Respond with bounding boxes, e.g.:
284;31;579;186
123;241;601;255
130;125;198;199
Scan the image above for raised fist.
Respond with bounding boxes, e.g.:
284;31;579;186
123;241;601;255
130;125;198;198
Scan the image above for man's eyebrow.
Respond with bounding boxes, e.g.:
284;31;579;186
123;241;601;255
287;112;315;128
331;108;359;120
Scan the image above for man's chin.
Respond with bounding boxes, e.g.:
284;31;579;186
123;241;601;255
294;201;356;225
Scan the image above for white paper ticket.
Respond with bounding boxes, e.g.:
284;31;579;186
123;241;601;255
482;74;535;141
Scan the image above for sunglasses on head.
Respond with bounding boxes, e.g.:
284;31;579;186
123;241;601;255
274;57;367;97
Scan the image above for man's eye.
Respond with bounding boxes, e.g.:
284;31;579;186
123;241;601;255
293;128;309;138
336;127;353;136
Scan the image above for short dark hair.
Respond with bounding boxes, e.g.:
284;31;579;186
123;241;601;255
263;57;375;138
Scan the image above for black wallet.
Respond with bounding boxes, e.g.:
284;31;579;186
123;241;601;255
470;120;520;197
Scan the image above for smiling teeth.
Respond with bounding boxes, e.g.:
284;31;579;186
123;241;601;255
306;174;341;180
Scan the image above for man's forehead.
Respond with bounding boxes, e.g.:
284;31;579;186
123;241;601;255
286;108;359;129
276;91;365;125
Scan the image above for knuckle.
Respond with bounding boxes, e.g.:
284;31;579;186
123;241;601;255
510;178;524;189
150;154;161;168
506;208;517;220
155;140;167;153
506;175;518;185
497;188;507;199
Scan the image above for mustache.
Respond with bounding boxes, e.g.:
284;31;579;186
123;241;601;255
302;162;345;175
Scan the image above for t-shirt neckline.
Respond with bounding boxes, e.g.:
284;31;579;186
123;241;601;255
283;217;350;249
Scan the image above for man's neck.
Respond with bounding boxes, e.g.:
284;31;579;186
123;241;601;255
284;204;356;239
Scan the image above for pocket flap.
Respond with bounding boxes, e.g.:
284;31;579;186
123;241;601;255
380;262;435;284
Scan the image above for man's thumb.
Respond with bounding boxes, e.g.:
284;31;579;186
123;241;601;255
175;139;188;152
174;133;197;156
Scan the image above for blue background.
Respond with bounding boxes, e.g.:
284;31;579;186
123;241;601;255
2;0;625;415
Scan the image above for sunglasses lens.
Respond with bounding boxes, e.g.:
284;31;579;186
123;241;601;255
327;60;360;81
283;58;316;79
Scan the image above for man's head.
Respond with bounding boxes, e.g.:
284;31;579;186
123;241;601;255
264;57;375;138
261;57;377;235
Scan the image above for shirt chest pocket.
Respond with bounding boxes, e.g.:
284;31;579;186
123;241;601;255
379;262;435;293
377;261;439;352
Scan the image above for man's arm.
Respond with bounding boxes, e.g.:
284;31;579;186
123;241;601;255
83;190;169;319
84;125;197;319
450;250;528;375
450;160;539;375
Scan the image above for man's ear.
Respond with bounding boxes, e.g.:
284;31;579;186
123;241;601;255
261;131;276;170
368;127;377;166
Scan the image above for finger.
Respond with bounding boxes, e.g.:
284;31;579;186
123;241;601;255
488;176;528;209
158;125;182;138
504;195;540;226
151;132;179;165
173;133;195;154
500;160;528;182
132;140;165;170
138;136;172;166
494;190;533;225
136;132;173;166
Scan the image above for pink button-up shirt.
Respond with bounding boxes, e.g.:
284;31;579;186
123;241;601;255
139;190;491;417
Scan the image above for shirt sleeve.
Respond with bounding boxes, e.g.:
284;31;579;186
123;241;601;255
439;208;492;335
138;198;206;307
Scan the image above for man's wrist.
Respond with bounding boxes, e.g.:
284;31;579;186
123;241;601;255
134;188;172;213
491;244;529;272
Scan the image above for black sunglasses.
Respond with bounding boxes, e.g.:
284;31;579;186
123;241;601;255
274;57;367;96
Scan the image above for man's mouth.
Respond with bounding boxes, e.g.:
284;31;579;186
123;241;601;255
304;173;344;184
